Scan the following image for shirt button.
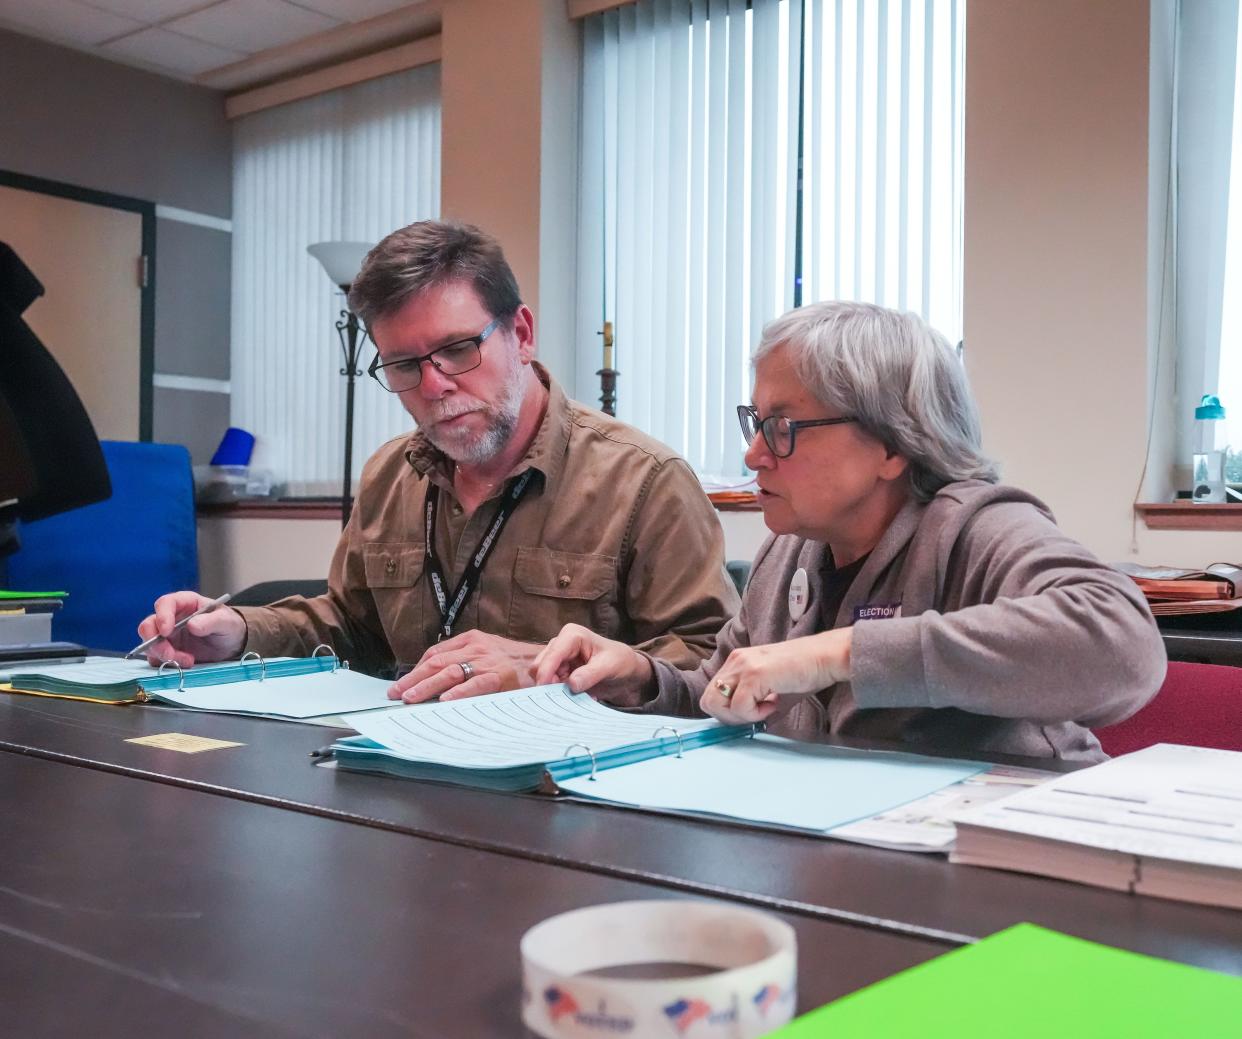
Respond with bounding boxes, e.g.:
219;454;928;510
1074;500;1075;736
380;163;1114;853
385;559;397;576
451;504;463;517
557;574;572;588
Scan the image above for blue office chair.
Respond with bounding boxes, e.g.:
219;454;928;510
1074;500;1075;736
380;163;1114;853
7;440;199;651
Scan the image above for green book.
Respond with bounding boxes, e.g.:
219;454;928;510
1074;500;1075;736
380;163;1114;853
771;924;1242;1037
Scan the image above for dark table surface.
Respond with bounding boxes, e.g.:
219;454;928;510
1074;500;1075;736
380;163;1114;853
1;692;1239;977
0;750;945;1037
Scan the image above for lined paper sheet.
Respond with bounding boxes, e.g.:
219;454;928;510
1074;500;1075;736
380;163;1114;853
346;685;723;769
155;669;393;719
559;734;988;833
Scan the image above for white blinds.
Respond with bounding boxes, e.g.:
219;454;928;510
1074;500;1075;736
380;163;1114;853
577;0;801;478
231;64;441;495
578;0;965;477
800;0;965;344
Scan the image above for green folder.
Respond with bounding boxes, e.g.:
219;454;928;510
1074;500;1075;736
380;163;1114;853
0;590;66;599
772;924;1242;1037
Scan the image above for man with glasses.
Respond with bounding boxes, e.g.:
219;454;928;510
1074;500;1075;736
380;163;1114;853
137;220;739;700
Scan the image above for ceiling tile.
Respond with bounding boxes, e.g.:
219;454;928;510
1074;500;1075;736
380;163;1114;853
165;0;339;54
83;0;213;23
103;24;243;75
0;0;144;46
290;0;418;21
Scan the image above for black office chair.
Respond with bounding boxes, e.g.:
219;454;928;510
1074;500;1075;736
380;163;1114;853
231;579;329;607
726;560;751;596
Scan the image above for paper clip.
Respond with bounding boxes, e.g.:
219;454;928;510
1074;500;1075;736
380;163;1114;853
651;725;685;758
563;742;598;781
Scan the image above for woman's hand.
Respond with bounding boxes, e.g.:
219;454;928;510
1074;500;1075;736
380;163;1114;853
699;628;854;725
533;623;655;708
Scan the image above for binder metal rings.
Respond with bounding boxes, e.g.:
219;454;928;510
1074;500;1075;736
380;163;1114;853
240;651;267;682
157;659;186;692
651;725;685;758
311;644;338;673
563;742;598;781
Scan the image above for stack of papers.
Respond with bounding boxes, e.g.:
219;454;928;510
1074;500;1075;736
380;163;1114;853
951;743;1242;909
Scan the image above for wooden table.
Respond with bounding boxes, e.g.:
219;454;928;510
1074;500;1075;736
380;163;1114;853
0;750;944;1036
1;693;1238;980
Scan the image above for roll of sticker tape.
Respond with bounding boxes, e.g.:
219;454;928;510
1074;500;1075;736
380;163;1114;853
521;899;797;1037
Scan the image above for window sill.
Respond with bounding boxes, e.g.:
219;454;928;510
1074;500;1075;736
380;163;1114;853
197;500;343;520
1135;502;1242;531
197;498;763;519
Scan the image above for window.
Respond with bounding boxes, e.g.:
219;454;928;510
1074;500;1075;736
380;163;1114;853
1170;0;1242;483
577;0;965;477
231;65;440;495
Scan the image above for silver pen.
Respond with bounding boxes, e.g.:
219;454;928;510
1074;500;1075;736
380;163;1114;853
125;592;233;660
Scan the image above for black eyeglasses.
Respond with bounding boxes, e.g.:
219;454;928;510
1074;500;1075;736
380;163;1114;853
737;404;857;458
368;317;503;392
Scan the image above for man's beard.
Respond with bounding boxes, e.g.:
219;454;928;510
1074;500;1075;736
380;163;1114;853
421;358;526;465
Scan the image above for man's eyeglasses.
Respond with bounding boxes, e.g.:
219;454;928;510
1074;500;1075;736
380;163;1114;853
368;317;503;392
737;404;857;459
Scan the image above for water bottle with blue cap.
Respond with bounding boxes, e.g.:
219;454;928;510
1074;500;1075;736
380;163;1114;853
1191;394;1228;503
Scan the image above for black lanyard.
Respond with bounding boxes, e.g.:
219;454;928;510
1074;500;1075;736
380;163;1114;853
424;468;535;640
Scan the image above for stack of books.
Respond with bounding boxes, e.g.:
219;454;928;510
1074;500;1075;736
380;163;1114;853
1114;562;1242;616
0;590;65;645
950;743;1242;910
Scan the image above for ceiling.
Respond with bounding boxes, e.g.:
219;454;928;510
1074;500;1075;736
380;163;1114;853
0;0;438;90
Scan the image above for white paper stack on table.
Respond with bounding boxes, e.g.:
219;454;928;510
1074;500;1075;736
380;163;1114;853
951;743;1242;909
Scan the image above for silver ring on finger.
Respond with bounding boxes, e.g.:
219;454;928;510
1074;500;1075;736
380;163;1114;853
714;679;733;699
459;661;474;680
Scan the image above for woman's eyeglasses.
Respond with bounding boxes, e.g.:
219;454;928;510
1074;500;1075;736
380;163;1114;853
736;404;857;458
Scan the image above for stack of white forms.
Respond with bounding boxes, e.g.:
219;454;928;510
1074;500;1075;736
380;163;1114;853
951;744;1242;909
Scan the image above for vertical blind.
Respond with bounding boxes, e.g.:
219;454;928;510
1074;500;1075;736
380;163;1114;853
231;64;441;495
578;0;965;477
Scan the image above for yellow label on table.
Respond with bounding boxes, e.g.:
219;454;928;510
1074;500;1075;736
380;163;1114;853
126;733;244;754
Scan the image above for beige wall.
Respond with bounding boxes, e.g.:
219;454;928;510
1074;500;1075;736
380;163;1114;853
439;0;579;381
964;0;1238;565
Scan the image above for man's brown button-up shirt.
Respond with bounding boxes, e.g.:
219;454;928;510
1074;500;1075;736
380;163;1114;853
236;366;740;675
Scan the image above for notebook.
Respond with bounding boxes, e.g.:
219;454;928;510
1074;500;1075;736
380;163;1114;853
331;685;987;824
768;923;1242;1037
950;743;1242;910
1;654;394;719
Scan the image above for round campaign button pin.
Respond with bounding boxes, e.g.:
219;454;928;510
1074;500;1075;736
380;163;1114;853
788;567;809;621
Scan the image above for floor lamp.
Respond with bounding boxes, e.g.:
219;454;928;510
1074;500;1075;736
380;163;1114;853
308;241;373;529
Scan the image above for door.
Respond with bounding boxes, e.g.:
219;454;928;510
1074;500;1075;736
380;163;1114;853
0;182;145;440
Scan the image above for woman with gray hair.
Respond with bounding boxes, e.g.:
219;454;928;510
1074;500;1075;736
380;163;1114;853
535;300;1165;761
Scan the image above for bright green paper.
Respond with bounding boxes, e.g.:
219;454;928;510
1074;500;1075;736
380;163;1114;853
0;590;66;599
772;924;1242;1038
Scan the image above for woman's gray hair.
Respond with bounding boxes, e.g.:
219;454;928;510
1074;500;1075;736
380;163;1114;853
753;301;998;500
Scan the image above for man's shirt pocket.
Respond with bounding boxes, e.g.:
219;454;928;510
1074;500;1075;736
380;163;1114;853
507;546;618;642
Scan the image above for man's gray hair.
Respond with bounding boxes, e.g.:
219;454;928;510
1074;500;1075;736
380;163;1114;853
347;220;522;327
754;301;998;500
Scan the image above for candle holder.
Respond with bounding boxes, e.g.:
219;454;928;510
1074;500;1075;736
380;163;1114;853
598;320;618;416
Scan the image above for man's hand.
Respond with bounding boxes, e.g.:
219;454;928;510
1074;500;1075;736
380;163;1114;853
533;623;655;709
698;628;853;725
389;631;542;703
136;591;247;668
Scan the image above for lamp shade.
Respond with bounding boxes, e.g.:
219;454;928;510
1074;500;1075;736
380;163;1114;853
307;241;373;289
